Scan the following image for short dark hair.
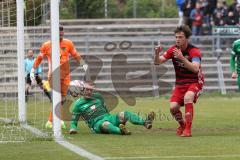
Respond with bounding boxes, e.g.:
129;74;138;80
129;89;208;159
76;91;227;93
59;25;63;31
174;25;192;39
85;80;95;87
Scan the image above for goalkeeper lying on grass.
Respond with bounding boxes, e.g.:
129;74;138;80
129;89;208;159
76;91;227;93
68;80;155;135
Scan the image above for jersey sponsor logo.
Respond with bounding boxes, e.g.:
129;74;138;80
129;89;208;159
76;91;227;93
90;105;97;111
174;60;185;68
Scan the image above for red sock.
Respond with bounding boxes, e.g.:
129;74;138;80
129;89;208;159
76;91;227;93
185;103;194;129
48;111;53;122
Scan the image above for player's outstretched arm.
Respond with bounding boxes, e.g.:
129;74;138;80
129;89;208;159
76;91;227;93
69;41;88;72
154;45;168;65
33;53;44;69
230;51;238;79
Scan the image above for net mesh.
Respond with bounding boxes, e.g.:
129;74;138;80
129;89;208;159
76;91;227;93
0;0;52;142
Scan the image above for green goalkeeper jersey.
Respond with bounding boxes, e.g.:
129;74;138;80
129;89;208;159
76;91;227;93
71;92;109;128
230;39;240;74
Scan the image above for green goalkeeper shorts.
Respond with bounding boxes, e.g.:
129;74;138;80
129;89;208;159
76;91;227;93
92;114;121;134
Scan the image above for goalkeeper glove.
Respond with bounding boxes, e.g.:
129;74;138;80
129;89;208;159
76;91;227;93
30;68;36;85
80;59;88;72
82;64;88;72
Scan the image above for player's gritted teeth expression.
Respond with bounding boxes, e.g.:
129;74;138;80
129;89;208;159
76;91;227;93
175;32;187;49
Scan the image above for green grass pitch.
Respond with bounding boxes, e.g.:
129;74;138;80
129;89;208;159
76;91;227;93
0;93;240;160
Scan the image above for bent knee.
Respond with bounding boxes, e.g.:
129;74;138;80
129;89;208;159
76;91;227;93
184;92;195;103
170;102;180;113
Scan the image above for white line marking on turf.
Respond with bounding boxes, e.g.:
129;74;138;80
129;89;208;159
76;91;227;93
0;117;104;160
56;138;104;160
21;123;49;137
0;141;25;143
105;155;240;159
0;117;14;123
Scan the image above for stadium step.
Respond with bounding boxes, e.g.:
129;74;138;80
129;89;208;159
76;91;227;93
0;18;238;94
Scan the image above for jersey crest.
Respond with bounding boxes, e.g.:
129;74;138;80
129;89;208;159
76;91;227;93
61;47;67;52
90;105;97;111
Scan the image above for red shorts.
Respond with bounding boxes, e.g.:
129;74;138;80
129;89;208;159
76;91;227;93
170;83;203;106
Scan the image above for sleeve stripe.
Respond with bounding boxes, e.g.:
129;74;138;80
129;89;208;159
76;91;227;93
192;57;200;62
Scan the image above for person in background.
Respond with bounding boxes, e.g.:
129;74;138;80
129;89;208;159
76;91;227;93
182;0;193;28
213;11;225;26
225;11;238;26
233;4;240;24
176;0;185;25
213;1;228;19
24;49;51;103
228;0;239;12
190;2;204;40
207;0;217;18
230;39;240;91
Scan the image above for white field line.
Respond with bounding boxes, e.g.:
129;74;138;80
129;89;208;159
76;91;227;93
21;123;49;137
56;138;104;160
0;117;104;160
105;154;240;159
0;141;25;143
0;117;14;123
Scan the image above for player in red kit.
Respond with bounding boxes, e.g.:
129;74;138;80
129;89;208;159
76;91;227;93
154;25;204;137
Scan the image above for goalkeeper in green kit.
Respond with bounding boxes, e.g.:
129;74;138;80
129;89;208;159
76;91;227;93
230;39;240;90
68;80;155;135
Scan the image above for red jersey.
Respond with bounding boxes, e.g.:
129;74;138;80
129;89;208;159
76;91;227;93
163;44;204;85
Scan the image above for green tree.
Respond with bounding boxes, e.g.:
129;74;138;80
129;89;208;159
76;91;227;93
59;0;178;19
74;0;105;18
60;0;76;19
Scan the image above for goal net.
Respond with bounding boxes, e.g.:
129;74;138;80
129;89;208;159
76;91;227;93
0;0;52;142
0;0;172;143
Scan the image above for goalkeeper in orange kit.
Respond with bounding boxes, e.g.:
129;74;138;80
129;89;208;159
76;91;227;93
30;26;88;129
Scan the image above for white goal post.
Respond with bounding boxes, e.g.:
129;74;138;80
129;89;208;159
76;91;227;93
50;0;62;139
16;0;62;139
17;0;26;123
20;0;62;139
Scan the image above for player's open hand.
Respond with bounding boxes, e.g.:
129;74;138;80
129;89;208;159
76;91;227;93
231;72;238;79
155;45;163;54
154;45;163;65
173;48;184;60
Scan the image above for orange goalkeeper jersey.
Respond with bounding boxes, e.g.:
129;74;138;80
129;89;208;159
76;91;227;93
33;38;81;81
